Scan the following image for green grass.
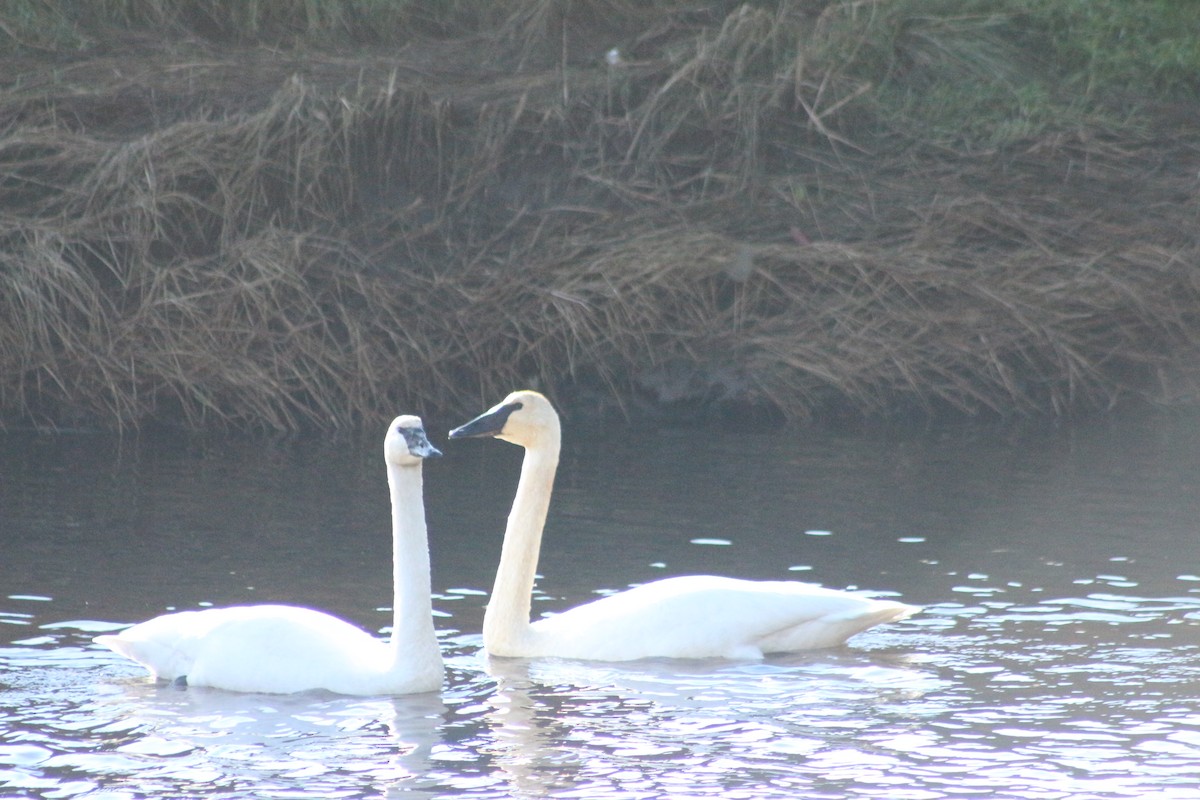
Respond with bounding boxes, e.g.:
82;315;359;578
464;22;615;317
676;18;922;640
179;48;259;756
1022;0;1200;97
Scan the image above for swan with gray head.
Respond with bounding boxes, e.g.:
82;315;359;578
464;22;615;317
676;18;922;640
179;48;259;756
94;415;444;695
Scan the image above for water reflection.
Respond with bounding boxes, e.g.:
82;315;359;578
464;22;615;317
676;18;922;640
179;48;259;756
477;650;940;798
1;623;451;798
3;412;1200;797
5;592;1200;798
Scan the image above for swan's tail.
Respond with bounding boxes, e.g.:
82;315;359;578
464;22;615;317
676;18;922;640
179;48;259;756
757;600;920;653
94;632;184;682
93;633;131;658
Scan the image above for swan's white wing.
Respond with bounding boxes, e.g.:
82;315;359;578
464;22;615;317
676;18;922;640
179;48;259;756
529;575;916;660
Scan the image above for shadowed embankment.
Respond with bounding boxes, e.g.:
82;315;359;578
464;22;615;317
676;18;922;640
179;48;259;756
2;1;1199;430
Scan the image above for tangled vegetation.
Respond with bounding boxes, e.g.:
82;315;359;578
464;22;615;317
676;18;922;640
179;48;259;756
1;0;1199;430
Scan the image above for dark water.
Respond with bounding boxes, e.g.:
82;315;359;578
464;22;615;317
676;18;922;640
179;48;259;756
3;411;1200;798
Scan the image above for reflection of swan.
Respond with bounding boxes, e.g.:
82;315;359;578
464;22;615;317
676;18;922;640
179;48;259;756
93;680;448;794
449;391;918;660
94;416;444;695
480;651;939;798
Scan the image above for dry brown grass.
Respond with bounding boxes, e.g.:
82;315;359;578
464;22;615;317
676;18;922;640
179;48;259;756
2;0;1199;430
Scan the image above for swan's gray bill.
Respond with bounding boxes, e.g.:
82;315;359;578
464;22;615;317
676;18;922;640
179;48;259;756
399;423;442;458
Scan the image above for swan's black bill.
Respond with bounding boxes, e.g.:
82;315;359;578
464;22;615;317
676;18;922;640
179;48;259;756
448;401;522;440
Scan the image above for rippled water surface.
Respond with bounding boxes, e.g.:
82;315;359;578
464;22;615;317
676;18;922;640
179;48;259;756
3;411;1200;798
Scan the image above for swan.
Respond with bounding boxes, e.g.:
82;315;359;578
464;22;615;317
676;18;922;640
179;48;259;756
93;416;445;695
449;391;918;660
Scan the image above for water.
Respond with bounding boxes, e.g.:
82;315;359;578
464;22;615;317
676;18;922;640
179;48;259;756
3;411;1200;798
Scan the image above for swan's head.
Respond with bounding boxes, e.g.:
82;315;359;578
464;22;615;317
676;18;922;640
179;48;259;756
448;390;560;449
385;415;442;467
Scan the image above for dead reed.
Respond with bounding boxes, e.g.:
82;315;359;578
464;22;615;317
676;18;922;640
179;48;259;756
1;0;1199;429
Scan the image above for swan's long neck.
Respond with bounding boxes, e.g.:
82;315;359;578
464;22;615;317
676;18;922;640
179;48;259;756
385;463;440;669
483;432;560;654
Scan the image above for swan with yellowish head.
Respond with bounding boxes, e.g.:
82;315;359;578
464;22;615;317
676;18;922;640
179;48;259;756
450;390;918;661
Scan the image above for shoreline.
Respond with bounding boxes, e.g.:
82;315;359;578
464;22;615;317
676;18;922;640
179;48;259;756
2;2;1198;430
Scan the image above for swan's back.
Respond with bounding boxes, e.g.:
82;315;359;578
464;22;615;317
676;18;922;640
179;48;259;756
95;605;420;694
527;575;917;661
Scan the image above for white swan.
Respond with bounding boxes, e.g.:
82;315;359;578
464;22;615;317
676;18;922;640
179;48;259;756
93;416;445;695
449;391;918;660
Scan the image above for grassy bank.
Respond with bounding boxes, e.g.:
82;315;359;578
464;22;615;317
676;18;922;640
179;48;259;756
2;0;1199;430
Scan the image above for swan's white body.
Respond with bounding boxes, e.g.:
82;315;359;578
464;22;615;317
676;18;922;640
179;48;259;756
450;391;918;661
94;416;445;695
